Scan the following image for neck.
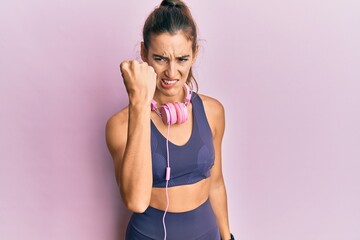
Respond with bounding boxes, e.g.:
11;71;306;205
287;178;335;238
153;90;186;106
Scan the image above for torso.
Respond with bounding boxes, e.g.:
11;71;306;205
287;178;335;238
150;178;211;212
149;94;215;212
113;94;217;213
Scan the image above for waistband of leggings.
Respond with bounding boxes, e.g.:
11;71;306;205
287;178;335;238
145;198;210;216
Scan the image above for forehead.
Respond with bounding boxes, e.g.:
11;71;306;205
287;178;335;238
148;31;193;56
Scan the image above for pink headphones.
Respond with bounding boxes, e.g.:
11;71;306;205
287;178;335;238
151;84;192;125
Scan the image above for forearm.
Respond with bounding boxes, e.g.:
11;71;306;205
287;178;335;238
120;103;152;212
209;180;231;240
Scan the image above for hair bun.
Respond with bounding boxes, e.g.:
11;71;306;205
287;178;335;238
160;0;180;8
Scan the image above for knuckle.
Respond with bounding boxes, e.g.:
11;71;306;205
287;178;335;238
148;65;155;72
130;60;138;65
140;62;148;69
120;61;129;69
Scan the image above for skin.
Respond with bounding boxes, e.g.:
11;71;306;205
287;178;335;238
105;31;231;239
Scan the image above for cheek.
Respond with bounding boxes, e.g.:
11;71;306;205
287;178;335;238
180;64;192;74
147;61;163;75
154;66;166;77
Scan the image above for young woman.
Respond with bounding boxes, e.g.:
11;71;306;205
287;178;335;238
106;0;234;239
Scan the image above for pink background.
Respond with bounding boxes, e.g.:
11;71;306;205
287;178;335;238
1;0;359;239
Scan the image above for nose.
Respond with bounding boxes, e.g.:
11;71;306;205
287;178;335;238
165;61;177;78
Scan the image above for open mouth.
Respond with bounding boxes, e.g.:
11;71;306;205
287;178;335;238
161;78;178;88
162;79;177;85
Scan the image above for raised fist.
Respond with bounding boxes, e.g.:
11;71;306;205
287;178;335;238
120;60;157;104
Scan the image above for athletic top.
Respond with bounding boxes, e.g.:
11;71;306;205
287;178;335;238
151;93;215;188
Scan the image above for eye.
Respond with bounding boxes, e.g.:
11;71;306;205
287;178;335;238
154;56;167;62
178;58;189;62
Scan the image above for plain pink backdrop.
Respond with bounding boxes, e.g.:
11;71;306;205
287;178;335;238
1;0;359;239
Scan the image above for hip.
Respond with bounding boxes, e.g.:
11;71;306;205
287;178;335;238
126;198;220;240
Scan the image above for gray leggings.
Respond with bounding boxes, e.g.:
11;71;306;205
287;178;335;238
125;199;220;240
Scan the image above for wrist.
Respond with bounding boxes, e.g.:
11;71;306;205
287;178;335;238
221;233;235;240
128;95;152;110
128;102;151;120
129;97;151;108
128;90;153;106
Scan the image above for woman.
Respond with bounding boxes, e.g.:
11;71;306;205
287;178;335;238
106;0;234;239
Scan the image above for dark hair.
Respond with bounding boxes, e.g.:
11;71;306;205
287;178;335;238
143;0;199;91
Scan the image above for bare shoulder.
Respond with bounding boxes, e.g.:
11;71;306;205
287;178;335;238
197;94;225;137
197;93;225;118
106;106;129;126
105;106;129;160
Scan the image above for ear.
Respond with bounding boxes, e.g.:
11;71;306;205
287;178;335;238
140;42;148;62
192;44;199;64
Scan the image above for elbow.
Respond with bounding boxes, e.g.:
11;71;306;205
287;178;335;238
119;182;152;213
125;200;150;213
121;192;150;213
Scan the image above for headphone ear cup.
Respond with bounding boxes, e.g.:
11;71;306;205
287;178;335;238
174;102;188;124
150;84;191;125
160;103;177;125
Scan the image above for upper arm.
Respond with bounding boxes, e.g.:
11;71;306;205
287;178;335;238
200;95;226;185
105;110;128;185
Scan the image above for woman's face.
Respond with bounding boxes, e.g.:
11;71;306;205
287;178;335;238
142;31;197;99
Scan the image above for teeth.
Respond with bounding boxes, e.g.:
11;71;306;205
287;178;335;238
163;79;177;85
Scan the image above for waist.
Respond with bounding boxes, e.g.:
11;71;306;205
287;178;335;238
150;178;211;213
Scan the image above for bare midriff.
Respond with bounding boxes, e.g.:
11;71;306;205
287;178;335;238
150;178;211;213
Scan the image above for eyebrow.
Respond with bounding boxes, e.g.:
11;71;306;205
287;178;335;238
153;54;190;59
178;55;190;59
